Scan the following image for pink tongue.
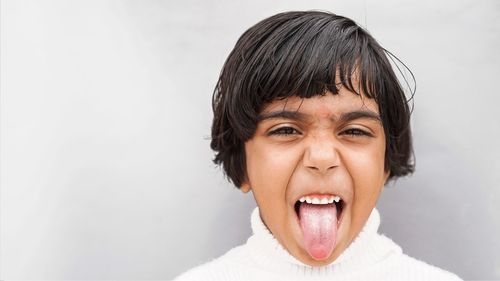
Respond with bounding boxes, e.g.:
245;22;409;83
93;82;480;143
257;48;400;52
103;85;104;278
299;203;338;260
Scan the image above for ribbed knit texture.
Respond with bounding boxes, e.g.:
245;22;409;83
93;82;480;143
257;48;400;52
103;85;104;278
174;208;462;281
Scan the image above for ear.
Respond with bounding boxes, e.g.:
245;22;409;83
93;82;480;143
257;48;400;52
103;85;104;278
240;181;251;193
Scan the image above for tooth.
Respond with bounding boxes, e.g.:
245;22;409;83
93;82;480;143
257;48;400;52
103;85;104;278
305;197;312;204
312;198;320;204
299;197;305;203
320;198;328;204
328;197;334;204
333;196;340;203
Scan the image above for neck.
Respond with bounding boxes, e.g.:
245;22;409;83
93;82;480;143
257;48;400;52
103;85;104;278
245;207;400;277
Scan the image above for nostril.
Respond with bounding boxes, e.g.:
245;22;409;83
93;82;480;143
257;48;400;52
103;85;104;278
306;165;319;170
306;164;336;173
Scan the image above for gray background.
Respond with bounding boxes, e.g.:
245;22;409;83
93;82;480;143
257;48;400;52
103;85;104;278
1;0;499;280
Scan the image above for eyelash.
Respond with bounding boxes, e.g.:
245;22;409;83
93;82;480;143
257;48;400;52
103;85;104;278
268;126;301;136
268;126;372;137
341;128;372;137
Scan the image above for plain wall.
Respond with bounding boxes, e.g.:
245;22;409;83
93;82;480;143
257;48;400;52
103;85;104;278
1;0;499;280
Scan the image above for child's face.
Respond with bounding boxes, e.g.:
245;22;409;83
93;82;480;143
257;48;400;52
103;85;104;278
242;88;388;266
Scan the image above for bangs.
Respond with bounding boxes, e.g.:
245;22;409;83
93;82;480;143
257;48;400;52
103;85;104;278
236;13;385;109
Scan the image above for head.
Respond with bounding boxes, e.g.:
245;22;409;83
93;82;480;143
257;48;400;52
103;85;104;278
210;11;414;266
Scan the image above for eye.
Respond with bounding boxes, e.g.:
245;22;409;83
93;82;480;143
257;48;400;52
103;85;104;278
341;128;372;137
268;126;301;136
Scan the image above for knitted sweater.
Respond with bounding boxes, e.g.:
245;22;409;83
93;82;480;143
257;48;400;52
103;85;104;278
174;207;462;281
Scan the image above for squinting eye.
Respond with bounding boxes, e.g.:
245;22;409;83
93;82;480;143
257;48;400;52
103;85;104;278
341;128;372;137
268;126;301;136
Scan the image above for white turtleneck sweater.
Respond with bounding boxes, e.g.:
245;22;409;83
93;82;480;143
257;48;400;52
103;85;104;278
174;208;462;281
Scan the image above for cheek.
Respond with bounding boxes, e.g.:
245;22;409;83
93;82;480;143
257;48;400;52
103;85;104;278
343;141;386;235
245;141;301;198
345;142;386;199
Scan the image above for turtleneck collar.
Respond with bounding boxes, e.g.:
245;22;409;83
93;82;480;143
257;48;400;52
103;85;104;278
245;207;401;277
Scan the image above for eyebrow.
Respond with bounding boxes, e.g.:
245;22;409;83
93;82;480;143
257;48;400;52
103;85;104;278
257;109;382;123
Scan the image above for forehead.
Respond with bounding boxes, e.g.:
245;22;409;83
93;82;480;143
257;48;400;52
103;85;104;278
261;91;380;118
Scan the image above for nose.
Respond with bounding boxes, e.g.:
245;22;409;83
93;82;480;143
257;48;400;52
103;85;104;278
303;134;340;174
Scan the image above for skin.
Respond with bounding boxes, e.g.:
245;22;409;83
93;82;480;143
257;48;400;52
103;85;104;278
240;89;390;266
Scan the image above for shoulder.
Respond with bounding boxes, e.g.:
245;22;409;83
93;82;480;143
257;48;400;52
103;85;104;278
172;245;251;281
370;234;462;281
389;250;463;281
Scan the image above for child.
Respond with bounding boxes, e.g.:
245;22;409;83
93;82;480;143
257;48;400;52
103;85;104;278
175;11;461;281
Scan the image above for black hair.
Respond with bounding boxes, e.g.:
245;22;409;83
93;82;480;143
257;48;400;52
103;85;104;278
210;11;415;188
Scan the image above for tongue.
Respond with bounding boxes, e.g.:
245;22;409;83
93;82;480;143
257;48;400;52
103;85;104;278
299;203;338;260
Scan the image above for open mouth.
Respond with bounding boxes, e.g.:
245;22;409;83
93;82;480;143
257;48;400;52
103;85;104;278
294;194;345;222
293;194;345;260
